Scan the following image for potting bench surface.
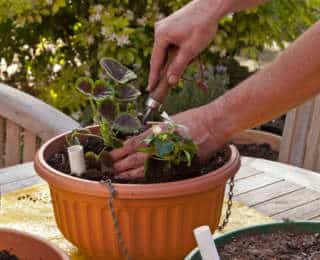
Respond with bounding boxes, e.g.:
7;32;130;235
1;157;320;221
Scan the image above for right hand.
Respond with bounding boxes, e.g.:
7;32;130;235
110;106;230;180
148;0;226;91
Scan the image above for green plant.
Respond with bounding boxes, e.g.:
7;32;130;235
72;58;142;148
139;117;198;179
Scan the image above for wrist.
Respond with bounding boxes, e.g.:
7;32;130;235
194;0;231;22
206;0;233;20
197;99;237;144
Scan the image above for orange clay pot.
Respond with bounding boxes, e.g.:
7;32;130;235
34;126;240;260
0;228;69;260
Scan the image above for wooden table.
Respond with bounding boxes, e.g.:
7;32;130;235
1;157;320;221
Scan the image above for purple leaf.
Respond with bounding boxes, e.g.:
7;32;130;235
113;114;142;134
93;80;113;100
98;99;118;121
116;85;141;102
76;77;94;95
100;57;137;84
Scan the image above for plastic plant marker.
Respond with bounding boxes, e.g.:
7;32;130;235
67;145;86;176
193;226;220;260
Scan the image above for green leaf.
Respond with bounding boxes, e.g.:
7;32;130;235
100;57;137;84
183;150;192;167
85;151;100;170
155;140;174;157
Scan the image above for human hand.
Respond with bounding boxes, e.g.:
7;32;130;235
110;107;229;180
148;0;226;91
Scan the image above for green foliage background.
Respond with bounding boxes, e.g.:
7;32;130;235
0;0;318;115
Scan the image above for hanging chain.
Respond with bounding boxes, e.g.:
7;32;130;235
101;179;131;260
101;175;234;257
217;176;235;231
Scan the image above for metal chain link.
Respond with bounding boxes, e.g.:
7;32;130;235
101;176;234;258
101;179;131;260
217;176;235;231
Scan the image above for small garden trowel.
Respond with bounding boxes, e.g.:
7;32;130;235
143;47;178;124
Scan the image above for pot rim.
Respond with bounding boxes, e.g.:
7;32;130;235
185;220;320;259
0;228;69;260
34;128;241;199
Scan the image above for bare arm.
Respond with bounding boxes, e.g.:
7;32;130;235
148;0;269;90
111;21;320;179
202;20;320;141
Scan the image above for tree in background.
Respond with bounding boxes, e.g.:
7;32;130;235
0;0;318;117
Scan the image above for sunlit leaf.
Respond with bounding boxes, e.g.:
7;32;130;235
93;80;113;100
113;114;142;134
75;77;94;96
100;57;137;84
115;85;141;102
98;99;118;121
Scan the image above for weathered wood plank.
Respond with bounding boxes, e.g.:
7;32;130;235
241;157;320;192
234;164;262;181
23;131;37;162
0;175;43;194
288;100;314;167
304;95;320;171
235;180;304;207
278;108;296;163
233;173;283;196
273;199;320;220
0;117;5;168
254;188;320;216
0;162;36;185
0;83;79;140
4;120;21;167
310;215;320;221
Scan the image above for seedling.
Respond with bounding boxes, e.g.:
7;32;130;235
139;114;198;179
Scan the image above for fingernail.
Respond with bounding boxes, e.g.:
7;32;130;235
168;75;178;85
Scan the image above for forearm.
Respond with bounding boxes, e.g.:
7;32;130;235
201;21;320;139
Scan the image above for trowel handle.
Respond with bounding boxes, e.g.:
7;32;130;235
149;46;179;104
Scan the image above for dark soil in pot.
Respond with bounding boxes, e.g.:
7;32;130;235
218;230;320;260
260;115;286;136
234;142;279;161
0;250;19;260
47;136;231;184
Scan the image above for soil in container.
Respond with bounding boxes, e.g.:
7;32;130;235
0;250;19;260
47;135;231;184
234;143;278;161
218;230;320;260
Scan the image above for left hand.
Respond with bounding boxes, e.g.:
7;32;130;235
110;107;229;180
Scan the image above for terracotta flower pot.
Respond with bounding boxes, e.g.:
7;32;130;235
232;129;282;152
34;126;240;260
0;228;69;260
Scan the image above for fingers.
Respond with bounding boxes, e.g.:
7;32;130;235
148;32;169;91
167;46;195;85
115;166;144;180
110;130;150;161
113;152;148;173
